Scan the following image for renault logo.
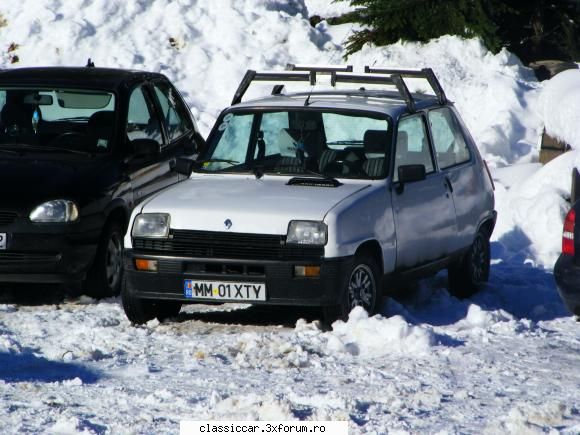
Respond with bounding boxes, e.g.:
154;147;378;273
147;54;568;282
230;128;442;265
224;219;233;230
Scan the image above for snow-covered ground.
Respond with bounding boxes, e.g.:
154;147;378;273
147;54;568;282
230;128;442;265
0;0;579;433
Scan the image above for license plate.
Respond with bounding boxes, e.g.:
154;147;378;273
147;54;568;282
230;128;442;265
0;233;5;250
184;280;266;301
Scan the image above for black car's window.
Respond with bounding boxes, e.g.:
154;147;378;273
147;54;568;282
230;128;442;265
428;107;471;169
394;115;434;182
0;87;116;154
127;86;163;146
152;82;191;142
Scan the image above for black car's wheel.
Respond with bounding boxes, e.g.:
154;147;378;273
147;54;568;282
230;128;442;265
323;254;380;325
84;220;124;298
448;230;490;298
121;278;182;325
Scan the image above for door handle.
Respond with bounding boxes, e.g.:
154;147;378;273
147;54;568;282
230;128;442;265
169;158;176;170
445;176;454;193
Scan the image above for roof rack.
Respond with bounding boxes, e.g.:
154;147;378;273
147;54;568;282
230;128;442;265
230;65;447;112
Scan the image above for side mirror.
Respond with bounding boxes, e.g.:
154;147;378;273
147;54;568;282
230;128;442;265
396;164;426;193
174;157;195;177
130;138;161;158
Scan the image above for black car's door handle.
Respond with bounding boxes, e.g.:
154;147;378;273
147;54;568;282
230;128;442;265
445;176;454;193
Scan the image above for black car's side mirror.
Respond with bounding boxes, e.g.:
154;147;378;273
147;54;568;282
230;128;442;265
396;164;426;194
130;138;161;158
174;157;195;177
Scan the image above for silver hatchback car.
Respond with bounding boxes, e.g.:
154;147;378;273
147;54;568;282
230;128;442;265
121;65;496;324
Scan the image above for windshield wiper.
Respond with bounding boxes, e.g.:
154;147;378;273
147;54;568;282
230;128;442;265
196;158;240;167
56;116;90;122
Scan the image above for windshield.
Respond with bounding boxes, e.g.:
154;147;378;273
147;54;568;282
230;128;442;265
0;87;116;154
200;109;392;179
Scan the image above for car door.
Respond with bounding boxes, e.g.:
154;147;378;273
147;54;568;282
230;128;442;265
150;79;200;182
391;113;459;269
125;84;177;204
427;107;481;250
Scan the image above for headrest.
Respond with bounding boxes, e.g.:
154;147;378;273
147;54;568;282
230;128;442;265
1;102;35;130
363;130;389;154
88;111;115;146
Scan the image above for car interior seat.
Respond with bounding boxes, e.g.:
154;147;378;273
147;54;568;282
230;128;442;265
87;111;115;151
362;130;390;177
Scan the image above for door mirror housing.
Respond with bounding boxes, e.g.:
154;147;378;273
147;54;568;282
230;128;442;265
396;164;426;193
174;157;195;177
130;138;161;158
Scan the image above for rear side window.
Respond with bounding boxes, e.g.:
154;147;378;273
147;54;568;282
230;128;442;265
428;107;471;169
394;115;434;182
127;86;163;145
153;82;191;142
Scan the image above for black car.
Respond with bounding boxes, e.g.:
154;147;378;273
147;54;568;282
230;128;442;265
0;67;204;297
554;204;580;318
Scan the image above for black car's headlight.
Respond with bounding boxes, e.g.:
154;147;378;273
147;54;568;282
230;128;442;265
286;220;327;245
29;200;79;223
131;213;170;238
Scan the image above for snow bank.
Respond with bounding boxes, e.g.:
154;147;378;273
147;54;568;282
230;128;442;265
539;69;580;148
304;0;357;17
326;307;435;358
492;146;580;267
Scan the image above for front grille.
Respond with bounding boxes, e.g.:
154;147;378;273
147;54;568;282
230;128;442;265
0;212;17;226
133;229;324;261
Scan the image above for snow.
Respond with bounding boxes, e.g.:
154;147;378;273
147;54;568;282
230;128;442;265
1;0;580;433
539;69;580;148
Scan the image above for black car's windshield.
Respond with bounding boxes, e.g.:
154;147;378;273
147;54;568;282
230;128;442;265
198;109;392;179
0;87;116;154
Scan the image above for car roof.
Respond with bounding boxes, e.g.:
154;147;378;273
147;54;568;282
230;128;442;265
231;89;447;118
0;67;167;90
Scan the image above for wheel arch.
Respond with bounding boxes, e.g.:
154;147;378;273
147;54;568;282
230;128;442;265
355;239;384;275
103;200;131;235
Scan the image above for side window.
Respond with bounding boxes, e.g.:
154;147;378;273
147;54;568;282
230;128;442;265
153;82;191;142
127;86;163;145
394;115;434;182
428;108;471;169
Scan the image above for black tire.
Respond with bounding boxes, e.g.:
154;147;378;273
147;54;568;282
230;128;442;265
121;277;182;325
323;254;380;325
448;230;490;298
84;220;124;298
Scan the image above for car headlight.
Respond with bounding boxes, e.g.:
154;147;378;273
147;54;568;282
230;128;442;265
29;200;79;223
287;221;327;245
131;213;170;238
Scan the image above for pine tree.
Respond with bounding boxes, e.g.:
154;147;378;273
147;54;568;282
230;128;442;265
337;0;580;62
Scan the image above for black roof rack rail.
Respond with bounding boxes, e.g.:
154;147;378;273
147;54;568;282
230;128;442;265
231;70;315;105
286;63;353;73
230;66;447;112
364;66;447;105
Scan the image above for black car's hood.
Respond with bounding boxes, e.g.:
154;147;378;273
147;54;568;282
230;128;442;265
0;155;119;212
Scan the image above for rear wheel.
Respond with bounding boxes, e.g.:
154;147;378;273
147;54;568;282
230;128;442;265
323;254;379;325
84;220;124;298
448;230;490;298
121;277;181;325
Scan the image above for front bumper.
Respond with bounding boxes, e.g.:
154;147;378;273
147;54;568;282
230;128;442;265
0;226;99;283
124;249;353;306
554;254;580;316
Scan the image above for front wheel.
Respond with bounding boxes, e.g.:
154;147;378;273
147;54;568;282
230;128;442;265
121;278;181;325
323;254;380;325
84;221;124;298
448;230;490;298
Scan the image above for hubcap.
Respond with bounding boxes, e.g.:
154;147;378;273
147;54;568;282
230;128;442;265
471;235;487;283
106;233;122;289
348;264;375;311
